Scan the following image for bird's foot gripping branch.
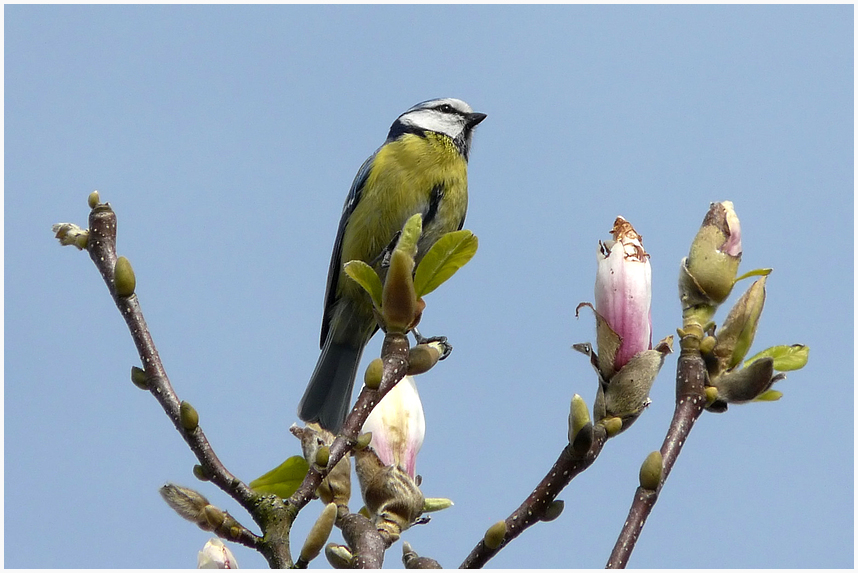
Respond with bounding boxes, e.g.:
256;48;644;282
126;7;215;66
54;194;807;568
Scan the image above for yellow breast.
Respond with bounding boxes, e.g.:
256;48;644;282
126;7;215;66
341;132;469;265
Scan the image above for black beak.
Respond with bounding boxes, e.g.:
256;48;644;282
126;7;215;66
466;112;488;128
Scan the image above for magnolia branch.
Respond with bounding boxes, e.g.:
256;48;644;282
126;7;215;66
83;204;291;557
64;200;422;568
606;335;708;568
460;424;609;568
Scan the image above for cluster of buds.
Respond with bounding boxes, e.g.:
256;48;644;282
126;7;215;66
574;217;671;438
681;202;807;411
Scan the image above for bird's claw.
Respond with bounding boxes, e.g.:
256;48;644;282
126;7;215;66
413;332;452;360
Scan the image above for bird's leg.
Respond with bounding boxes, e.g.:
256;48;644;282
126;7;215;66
370;231;402;269
411;327;452;360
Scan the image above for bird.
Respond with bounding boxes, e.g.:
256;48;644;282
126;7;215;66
298;98;487;432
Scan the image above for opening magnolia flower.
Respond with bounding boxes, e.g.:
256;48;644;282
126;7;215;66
361;375;425;478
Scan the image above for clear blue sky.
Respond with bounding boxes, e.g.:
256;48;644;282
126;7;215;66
6;5;853;569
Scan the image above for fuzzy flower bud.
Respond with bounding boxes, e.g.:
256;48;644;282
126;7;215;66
291;423;351;506
299;503;338;565
362;375;425;478
595;216;652;380
159;483;210;527
354;453;425;544
603;337;672;429
197;538;239;569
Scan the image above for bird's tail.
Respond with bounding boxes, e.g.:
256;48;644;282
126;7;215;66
298;337;364;433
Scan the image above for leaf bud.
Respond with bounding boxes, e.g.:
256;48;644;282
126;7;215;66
114;256;137;297
602;416;623;437
87;190;100;209
639;451;663;491
130;366;149;390
407;344;442;375
382;249;418;333
355;432;373;451
382;214;422;333
325;543;354;569
193;464;209;482
699;335;716;355
422;497;454;513
567;394;591;445
704;386;720;405
179;401;199;431
315;445;330;468
364;358;384;389
709;277;766;376
483;520;507;550
541;499;564;522
300;503;338;564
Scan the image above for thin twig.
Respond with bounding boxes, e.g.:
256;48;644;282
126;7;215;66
85;204;292;566
606;335;707;568
79;202;436;568
460;425;609;568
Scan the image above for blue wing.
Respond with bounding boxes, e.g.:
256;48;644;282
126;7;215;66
319;150;378;347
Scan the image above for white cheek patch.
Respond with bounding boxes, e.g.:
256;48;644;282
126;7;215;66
401;109;465;139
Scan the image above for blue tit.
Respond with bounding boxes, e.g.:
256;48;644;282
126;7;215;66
298;98;487;432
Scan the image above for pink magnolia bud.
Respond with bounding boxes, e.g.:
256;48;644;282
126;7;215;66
362;375;425;478
595;217;653;372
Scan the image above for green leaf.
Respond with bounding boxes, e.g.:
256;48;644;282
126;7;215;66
734;268;773;282
249;455;310;499
344;260;383;309
414;230;478;297
754;389;783;402
743;344;809;372
396;213;423;258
